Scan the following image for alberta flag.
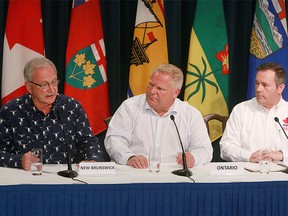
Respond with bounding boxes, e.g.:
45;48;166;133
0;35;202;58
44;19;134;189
2;0;44;105
248;0;288;100
65;0;110;135
128;0;168;97
184;0;229;142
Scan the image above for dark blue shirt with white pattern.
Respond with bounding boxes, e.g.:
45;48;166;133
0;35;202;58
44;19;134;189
0;93;104;168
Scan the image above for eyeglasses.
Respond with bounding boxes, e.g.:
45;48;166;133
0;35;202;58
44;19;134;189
29;79;60;89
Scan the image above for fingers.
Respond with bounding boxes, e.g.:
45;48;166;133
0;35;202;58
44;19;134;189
176;151;195;168
261;151;271;160
127;155;148;169
249;150;261;163
22;151;32;171
176;152;182;164
185;152;195;168
268;150;283;162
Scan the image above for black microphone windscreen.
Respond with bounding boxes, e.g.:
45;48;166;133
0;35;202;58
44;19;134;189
274;117;279;122
170;115;175;121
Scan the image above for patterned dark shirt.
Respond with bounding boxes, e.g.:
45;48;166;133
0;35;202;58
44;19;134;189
0;94;104;168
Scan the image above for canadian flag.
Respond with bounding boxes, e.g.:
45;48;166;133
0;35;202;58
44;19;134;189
1;0;44;105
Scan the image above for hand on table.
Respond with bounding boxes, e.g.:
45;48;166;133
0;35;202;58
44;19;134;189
22;151;33;171
176;151;195;168
127;155;148;169
249;150;283;163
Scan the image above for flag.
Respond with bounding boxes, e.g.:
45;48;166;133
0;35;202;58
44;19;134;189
248;0;288;99
1;0;44;105
184;0;229;142
128;0;168;97
65;0;110;135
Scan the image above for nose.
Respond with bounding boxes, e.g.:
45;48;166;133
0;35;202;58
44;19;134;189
150;86;157;94
256;84;262;92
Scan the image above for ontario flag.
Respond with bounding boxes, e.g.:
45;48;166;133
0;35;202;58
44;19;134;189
65;0;110;135
247;0;288;100
1;0;44;105
184;0;229;142
128;0;168;97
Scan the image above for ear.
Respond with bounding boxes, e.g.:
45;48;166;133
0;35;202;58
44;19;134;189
25;81;32;94
278;83;285;95
174;88;181;98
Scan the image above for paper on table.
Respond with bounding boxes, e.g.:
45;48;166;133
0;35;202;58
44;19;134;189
244;162;286;172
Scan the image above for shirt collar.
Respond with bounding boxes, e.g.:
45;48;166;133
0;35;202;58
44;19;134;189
144;98;178;117
253;96;283;112
26;93;61;115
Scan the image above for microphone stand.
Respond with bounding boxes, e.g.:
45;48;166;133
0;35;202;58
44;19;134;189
274;117;288;174
170;115;192;177
57;110;78;178
172;152;192;177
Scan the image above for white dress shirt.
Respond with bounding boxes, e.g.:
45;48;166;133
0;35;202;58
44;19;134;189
220;97;288;162
104;94;212;165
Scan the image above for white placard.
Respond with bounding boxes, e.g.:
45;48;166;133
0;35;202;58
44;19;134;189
79;162;115;176
209;162;244;176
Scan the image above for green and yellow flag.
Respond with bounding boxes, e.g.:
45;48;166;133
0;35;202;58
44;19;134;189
184;0;229;141
128;0;168;96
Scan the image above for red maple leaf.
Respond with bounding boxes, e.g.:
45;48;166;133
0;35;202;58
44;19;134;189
283;117;288;124
216;44;229;75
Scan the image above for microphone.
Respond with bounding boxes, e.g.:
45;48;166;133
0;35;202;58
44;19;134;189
170;115;192;177
56;108;78;178
274;117;288;139
274;117;288;174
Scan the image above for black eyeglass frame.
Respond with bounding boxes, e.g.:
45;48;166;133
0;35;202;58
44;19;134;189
29;79;60;89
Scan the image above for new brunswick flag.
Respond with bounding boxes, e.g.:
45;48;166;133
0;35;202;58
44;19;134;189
65;0;110;135
248;0;288;100
184;0;229;141
128;0;168;97
2;0;44;105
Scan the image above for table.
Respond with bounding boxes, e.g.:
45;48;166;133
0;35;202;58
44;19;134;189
1;163;288;215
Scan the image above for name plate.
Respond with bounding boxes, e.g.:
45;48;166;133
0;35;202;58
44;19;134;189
209;162;244;176
79;162;115;176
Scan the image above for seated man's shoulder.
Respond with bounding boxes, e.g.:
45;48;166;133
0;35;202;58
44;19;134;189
123;94;146;106
233;98;255;112
1;94;28;111
179;99;201;113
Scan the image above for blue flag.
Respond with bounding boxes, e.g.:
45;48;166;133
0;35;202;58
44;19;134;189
248;0;288;99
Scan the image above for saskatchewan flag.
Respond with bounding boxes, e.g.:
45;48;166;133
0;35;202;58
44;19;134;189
184;0;229;142
128;0;168;97
248;0;288;100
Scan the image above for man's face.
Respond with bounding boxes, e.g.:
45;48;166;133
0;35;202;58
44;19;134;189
255;69;284;109
25;66;58;108
146;71;180;115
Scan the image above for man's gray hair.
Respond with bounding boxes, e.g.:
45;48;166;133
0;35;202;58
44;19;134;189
151;64;184;89
23;57;57;82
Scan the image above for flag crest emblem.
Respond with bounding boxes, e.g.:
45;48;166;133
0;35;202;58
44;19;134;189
250;0;286;59
66;44;107;89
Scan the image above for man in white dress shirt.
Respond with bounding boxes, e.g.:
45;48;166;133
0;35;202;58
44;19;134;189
104;64;212;169
220;62;288;162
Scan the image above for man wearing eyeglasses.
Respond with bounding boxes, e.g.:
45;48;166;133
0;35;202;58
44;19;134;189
0;57;104;170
